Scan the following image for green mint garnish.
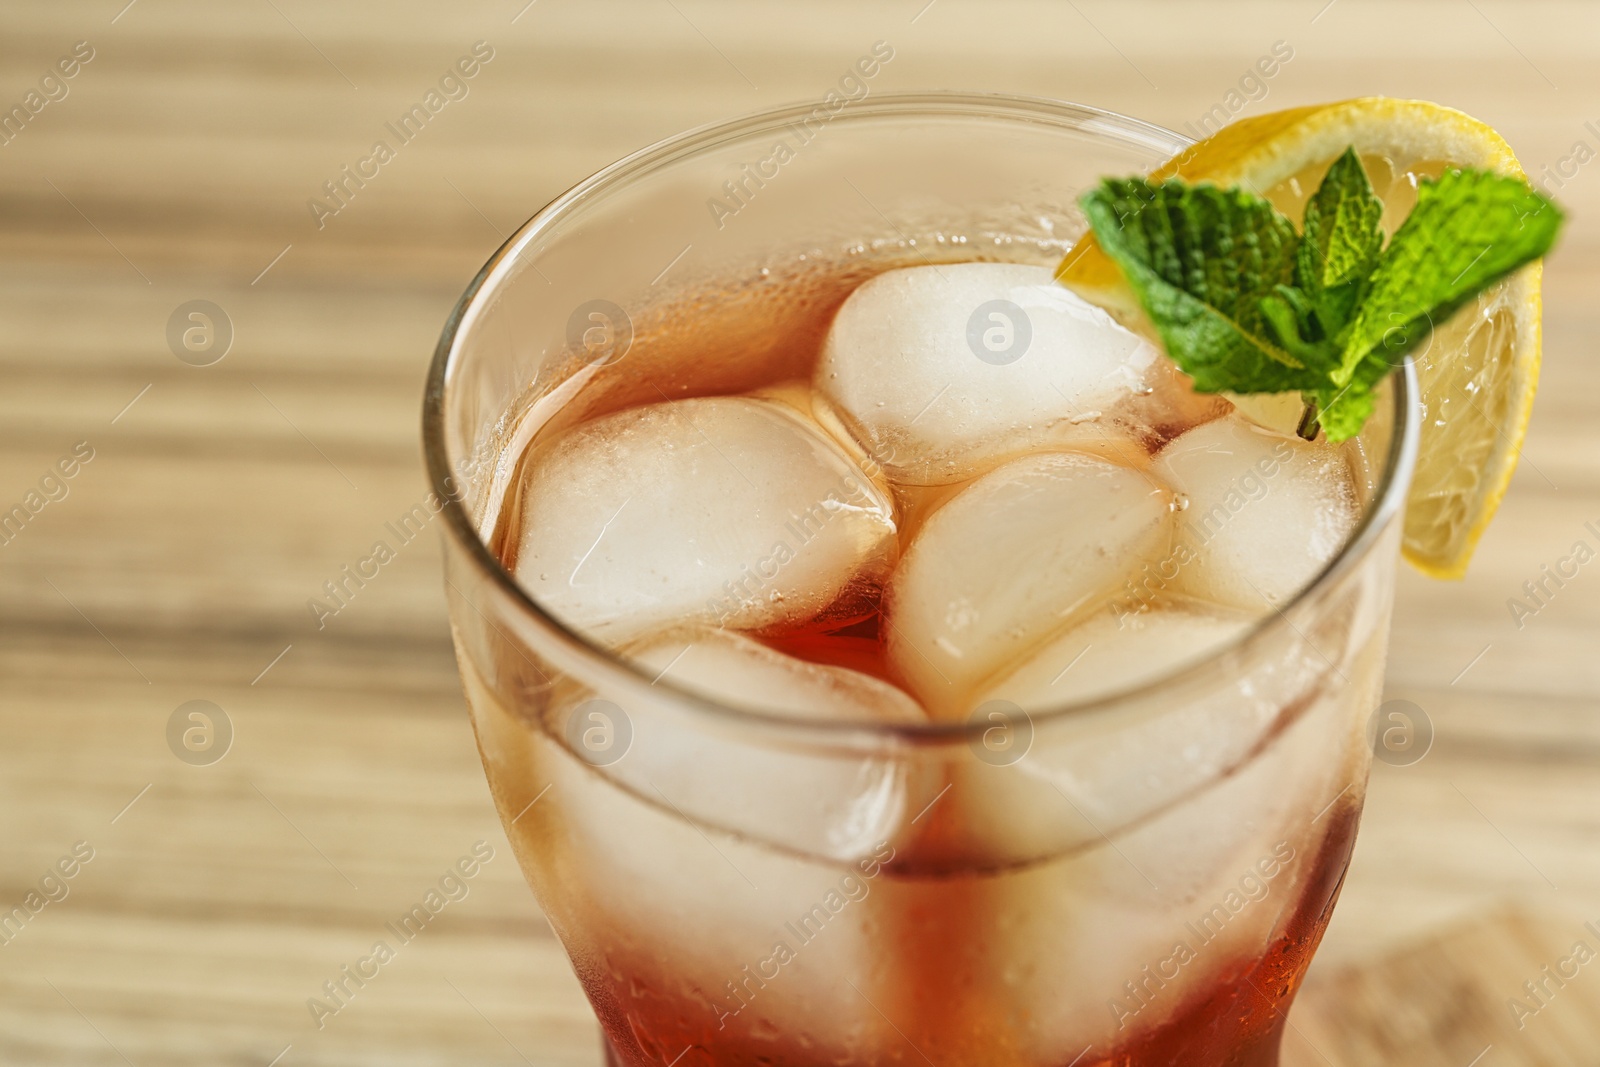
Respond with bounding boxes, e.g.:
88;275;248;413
1081;178;1308;396
1287;146;1385;336
1079;147;1564;440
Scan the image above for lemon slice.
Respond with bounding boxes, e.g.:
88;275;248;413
1058;97;1542;579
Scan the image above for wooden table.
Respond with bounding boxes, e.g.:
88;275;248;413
2;2;1596;1063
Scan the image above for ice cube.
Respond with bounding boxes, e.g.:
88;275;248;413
513;396;897;643
524;630;931;1059
631;629;925;723
936;602;1256;868
984;599;1256;709
613;628;929;859
1152;416;1359;612
965;677;1362;1064
908;600;1359;1063
814;262;1222;486
885;451;1175;715
522;696;909;1061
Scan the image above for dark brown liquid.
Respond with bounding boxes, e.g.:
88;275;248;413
762;614;898;685
592;802;1359;1067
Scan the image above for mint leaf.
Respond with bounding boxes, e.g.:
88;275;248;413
1337;167;1563;383
1082;179;1312;394
1312;168;1562;439
1297;146;1384;332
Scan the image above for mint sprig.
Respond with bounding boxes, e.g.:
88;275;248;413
1078;148;1564;441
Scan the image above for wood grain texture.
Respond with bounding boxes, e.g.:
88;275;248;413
0;2;1595;1063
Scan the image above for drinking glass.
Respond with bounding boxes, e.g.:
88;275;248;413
423;92;1418;1067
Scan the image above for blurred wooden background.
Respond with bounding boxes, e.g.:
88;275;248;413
2;1;1598;1063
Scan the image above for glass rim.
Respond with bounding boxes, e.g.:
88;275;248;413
422;90;1421;745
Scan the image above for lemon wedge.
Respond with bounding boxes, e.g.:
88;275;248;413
1058;97;1543;579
